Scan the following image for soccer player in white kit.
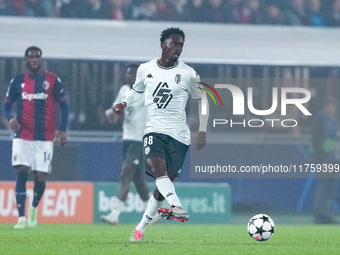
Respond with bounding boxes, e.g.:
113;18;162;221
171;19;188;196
101;63;150;224
114;27;209;242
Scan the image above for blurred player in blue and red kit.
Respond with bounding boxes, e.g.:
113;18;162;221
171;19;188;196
2;46;69;229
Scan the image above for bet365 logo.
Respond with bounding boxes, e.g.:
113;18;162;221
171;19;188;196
153;82;173;109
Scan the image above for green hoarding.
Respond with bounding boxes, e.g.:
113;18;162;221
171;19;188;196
94;182;231;224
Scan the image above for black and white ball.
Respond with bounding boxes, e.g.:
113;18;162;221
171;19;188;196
247;214;275;241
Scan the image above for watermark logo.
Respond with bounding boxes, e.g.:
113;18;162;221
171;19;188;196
214;84;311;116
198;82;223;116
198;81;312;128
198;82;223;106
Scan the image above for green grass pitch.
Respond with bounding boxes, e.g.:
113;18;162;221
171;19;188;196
1;224;340;255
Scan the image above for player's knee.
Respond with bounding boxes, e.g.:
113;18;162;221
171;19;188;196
120;170;136;183
133;176;146;186
146;158;167;176
123;163;137;172
15;165;29;173
147;165;167;178
34;172;47;182
35;176;47;182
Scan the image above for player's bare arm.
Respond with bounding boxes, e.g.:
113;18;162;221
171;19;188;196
105;107;122;124
196;131;206;150
115;88;144;115
196;93;209;150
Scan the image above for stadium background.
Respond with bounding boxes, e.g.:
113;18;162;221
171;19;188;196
0;9;340;224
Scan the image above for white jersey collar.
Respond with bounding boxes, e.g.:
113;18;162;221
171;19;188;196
157;59;178;70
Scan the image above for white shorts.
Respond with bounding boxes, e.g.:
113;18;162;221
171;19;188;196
12;138;54;173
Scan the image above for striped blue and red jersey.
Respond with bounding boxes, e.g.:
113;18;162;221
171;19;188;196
3;71;69;141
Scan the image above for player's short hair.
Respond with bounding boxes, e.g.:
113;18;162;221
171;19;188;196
25;46;42;57
160;27;185;43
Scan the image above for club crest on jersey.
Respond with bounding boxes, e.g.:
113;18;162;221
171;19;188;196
175;74;181;84
152;82;173;109
43;81;50;90
145;146;150;155
21;83;25;88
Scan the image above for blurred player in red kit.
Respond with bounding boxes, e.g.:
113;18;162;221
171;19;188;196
2;46;69;229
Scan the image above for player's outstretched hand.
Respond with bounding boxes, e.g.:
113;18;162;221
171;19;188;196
196;131;206;150
56;130;67;147
8;118;21;131
114;102;127;115
105;108;120;124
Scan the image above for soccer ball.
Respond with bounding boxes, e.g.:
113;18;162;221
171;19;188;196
247;214;275;241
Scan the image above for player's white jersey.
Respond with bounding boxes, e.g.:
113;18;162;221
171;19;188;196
133;59;202;145
114;85;146;141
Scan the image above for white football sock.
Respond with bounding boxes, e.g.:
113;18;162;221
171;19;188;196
143;200;149;210
18;216;26;222
110;197;124;215
155;176;182;207
136;195;163;233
